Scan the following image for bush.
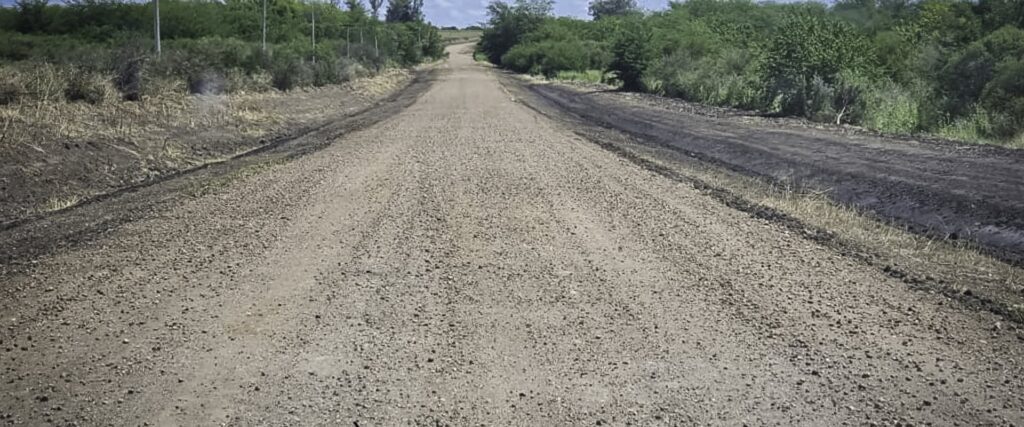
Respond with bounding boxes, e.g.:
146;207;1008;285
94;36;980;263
648;47;763;109
112;54;145;101
608;19;653;91
980;58;1024;138
554;70;606;84
859;80;920;134
501;39;604;77
64;70;115;104
479;0;554;64
269;54;314;91
187;70;226;95
0;81;19;105
762;13;876;117
938;106;1001;143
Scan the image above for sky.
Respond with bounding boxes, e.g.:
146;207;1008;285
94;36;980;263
425;0;645;28
0;0;824;33
424;0;826;29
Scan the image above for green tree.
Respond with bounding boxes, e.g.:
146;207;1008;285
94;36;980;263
478;0;553;64
588;0;638;20
14;0;50;33
345;0;368;17
608;18;653;91
368;0;385;20
386;0;424;22
977;0;1024;31
762;13;876;115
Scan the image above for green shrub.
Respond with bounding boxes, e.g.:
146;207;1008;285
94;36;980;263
762;13;877;117
937;106;1002;144
980;58;1024;138
554;70;606;84
501;39;606;77
647;47;762;109
479;0;553;64
608;18;653;91
859;80;920;134
269;51;314;91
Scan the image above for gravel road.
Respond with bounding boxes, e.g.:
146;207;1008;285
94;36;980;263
2;45;1023;426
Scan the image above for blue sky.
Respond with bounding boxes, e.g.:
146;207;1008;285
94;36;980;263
424;0;827;28
0;0;824;32
426;0;647;28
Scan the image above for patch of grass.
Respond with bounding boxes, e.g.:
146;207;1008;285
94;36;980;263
441;30;482;45
41;195;83;212
185;159;284;198
936;108;1024;149
553;70;607;84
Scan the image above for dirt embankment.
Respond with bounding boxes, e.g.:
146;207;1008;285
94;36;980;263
0;69;414;226
518;81;1024;265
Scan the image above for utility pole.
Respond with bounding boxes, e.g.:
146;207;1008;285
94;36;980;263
154;0;161;56
262;0;267;52
311;4;316;64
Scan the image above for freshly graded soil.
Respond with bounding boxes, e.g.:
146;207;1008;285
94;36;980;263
520;81;1024;265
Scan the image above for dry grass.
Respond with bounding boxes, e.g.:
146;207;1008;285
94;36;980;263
0;65;413;216
0;67;412;150
41;195;83;213
440;30;482;45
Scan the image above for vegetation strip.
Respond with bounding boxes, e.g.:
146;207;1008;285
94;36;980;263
477;0;1024;148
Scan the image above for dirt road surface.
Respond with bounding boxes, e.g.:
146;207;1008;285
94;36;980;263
2;45;1023;426
521;82;1024;265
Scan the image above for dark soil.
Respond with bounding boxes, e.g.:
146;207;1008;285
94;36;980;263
519;81;1024;265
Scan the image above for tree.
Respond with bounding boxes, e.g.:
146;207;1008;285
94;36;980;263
386;0;423;22
588;0;637;20
977;0;1024;31
608;18;653;91
367;0;385;20
14;0;49;33
345;0;368;16
478;0;553;63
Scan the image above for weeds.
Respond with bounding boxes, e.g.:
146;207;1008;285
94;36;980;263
553;70;607;84
41;195;82;212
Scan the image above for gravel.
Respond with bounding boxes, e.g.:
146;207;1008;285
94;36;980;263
0;44;1022;425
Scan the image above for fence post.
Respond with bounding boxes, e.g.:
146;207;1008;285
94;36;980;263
311;6;316;64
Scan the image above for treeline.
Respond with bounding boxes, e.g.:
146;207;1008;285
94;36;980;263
0;0;445;103
479;0;1024;145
